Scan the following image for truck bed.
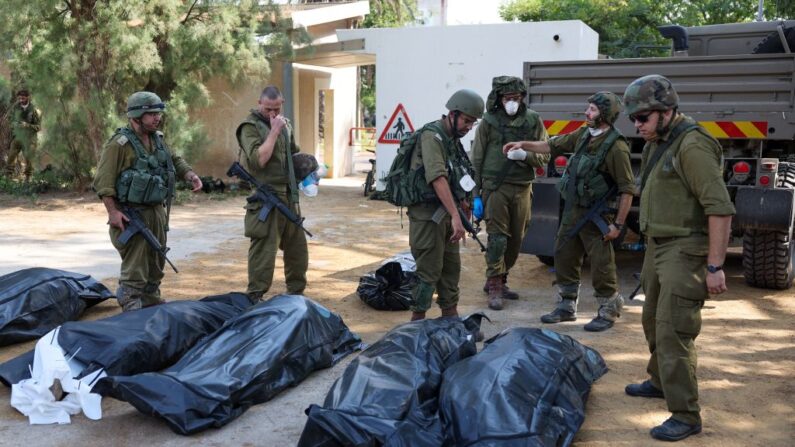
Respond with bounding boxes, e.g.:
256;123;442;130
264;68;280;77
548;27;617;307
524;53;795;141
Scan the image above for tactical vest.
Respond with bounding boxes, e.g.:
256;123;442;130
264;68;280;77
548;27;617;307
557;127;623;207
11;103;39;135
114;127;175;206
235;112;298;204
409;120;474;205
479;110;540;189
640;118;720;237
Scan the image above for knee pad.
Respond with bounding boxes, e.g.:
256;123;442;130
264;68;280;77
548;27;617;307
486;234;508;264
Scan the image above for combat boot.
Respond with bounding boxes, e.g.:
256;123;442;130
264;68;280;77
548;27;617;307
486;276;504;310
585;294;623;332
116;285;144;312
441;305;459;318
410;311;426;321
650;417;702;442
501;274;519;300
540;296;577;323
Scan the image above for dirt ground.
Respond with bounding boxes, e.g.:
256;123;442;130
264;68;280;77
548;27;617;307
0;179;793;447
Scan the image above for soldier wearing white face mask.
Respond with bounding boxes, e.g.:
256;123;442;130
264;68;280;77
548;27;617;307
471;76;549;310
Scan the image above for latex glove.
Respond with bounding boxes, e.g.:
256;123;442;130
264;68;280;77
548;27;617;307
473;197;484;220
507;148;528;161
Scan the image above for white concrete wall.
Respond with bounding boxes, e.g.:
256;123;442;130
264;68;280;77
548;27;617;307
338;21;598;190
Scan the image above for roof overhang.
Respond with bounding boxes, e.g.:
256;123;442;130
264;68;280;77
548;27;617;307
293;38;374;68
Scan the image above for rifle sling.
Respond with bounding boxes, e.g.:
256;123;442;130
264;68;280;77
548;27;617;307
640;121;697;192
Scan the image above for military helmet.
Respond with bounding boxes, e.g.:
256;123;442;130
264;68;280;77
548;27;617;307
445;89;485;119
623;75;679;116
127;91;166;118
587;91;623;125
486;76;526;111
293;153;319;180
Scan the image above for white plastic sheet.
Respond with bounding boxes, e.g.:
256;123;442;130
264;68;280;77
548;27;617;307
10;327;105;424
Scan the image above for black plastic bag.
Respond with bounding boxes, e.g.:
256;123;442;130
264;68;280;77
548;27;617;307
298;316;480;447
0;268;113;346
94;294;363;435
438;327;608;447
0;293;252;387
357;252;416;311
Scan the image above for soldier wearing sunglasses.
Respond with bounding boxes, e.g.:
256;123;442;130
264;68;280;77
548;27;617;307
623;74;735;442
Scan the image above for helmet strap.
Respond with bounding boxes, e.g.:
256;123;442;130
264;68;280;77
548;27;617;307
448;111;462;139
654;108;676;136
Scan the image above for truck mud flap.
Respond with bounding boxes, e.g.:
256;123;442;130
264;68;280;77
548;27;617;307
735;187;795;232
521;180;561;256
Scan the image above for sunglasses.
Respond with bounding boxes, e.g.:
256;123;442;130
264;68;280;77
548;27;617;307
629;112;653;124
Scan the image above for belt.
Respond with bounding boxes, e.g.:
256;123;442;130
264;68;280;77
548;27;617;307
649;233;706;245
651;236;679;245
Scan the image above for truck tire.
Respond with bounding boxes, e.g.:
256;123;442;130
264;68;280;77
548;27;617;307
742;162;795;289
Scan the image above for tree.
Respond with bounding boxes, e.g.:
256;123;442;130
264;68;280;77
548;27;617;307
0;78;12;171
359;1;419;126
500;0;795;59
0;0;286;188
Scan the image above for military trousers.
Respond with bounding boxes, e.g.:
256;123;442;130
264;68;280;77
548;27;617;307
109;205;166;310
245;198;308;298
408;210;460;313
483;182;531;278
554;217;618;300
640;235;708;426
5;137;37;178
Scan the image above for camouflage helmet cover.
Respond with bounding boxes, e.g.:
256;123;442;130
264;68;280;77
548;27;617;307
293;153;319;180
587;91;623;125
127;91;166;118
486;75;527;111
445;89;485;119
623;74;679;116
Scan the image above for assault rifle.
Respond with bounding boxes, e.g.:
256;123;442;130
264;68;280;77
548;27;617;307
227;161;313;238
432;204;487;252
118;206;179;273
556;184;619;253
628;272;643;300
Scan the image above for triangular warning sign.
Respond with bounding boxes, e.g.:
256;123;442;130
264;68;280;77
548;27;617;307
378;103;415;144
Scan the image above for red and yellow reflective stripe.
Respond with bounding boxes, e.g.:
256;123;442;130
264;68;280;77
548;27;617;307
543;120;585;135
543;120;769;139
699;121;767;139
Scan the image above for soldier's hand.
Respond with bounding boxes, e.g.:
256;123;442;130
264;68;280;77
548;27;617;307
270;115;286;133
706;270;727;294
503;141;524;155
186;172;203;192
108;209;129;231
450;215;466;243
603;224;621;241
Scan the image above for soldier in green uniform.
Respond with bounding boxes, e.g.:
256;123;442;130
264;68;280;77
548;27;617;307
471;76;549;310
504;92;634;331
623;75;734;442
236;85;309;301
408;89;484;321
94;91;203;311
5;89;41;180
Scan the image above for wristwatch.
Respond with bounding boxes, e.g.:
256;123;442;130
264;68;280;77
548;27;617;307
707;264;723;274
613;222;624;231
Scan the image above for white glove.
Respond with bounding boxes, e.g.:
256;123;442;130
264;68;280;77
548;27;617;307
507;148;528;161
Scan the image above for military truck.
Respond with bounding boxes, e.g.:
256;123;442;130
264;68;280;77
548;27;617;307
522;20;795;290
